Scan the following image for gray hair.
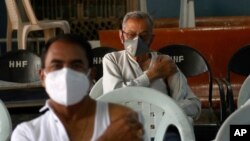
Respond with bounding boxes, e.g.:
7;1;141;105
122;11;154;31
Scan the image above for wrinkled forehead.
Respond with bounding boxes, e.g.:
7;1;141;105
123;16;152;29
123;18;152;32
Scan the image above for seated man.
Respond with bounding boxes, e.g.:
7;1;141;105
102;11;201;120
11;34;143;141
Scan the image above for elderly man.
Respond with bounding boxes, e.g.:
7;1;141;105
11;34;143;141
102;11;201;120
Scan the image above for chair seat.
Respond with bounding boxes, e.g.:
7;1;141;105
22;20;70;31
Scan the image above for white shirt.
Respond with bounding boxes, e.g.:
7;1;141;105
102;50;201;119
11;101;110;141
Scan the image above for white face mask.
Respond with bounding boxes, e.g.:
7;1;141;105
124;36;150;57
45;68;90;106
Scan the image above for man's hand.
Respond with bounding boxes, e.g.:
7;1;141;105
97;112;144;141
161;55;178;78
146;55;177;82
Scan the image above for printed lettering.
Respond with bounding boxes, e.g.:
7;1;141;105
234;129;247;136
9;60;28;68
93;57;102;64
171;56;184;63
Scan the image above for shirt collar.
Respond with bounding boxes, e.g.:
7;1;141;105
39;100;52;112
39;100;61;123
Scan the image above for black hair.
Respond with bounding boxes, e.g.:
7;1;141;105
41;34;93;68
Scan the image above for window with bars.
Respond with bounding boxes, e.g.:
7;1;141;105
31;0;139;40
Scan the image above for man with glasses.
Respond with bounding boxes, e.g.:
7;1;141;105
102;11;201;121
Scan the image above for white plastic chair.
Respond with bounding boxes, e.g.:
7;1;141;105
214;103;250;141
237;75;250;107
96;87;195;141
0;99;12;141
5;0;70;51
89;77;103;99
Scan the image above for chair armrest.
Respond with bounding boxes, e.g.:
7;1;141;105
221;78;236;114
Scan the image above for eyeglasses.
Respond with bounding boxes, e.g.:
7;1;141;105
122;30;152;41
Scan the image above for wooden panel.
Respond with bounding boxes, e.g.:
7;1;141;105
99;30;122;50
153;16;250;28
99;27;250;77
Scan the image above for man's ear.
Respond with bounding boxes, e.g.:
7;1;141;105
119;30;124;44
39;69;45;87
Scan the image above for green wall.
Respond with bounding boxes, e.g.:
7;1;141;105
147;0;250;18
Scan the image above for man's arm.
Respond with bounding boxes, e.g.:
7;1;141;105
151;54;201;120
97;104;144;141
102;53;150;93
167;71;201;120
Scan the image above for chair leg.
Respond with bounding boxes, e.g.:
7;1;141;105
44;29;56;42
6;19;13;52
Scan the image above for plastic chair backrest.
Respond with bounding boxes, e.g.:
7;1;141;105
97;87;195;141
92;47;117;81
214;103;250;141
89;77;103;99
237;75;250;107
223;44;250;113
5;0;70;51
5;0;40;24
22;0;39;24
5;0;21;28
158;44;213;105
226;44;250;81
0;50;41;83
0;99;12;141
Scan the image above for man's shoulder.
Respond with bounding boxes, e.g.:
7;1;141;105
108;103;133;116
108;103;140;123
11;112;49;139
11;111;56;141
104;50;126;59
103;50;127;64
14;111;49;131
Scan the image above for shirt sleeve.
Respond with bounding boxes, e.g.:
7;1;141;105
167;71;201;120
102;53;150;94
11;123;33;141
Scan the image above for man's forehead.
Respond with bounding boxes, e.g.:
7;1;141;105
124;18;150;30
46;42;87;62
